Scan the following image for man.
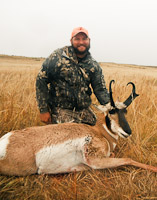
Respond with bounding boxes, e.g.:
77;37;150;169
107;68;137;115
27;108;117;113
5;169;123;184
36;27;110;125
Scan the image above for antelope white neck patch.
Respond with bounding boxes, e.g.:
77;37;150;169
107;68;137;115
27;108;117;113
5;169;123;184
110;120;128;138
103;123;118;140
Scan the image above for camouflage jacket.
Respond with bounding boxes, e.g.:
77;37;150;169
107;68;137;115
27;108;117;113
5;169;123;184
36;46;110;113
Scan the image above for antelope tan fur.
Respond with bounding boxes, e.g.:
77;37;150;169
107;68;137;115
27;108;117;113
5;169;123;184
0;80;157;176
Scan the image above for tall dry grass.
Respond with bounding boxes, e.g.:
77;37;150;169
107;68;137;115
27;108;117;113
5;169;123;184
0;55;157;200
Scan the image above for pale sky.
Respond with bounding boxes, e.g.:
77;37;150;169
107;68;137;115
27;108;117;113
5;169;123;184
0;0;157;66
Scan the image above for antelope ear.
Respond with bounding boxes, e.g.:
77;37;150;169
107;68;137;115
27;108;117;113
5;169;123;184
97;103;111;113
115;101;127;109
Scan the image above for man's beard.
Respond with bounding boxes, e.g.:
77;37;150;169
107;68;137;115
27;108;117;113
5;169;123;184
72;44;90;55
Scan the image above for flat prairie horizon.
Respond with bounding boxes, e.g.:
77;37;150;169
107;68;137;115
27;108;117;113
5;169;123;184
0;54;157;80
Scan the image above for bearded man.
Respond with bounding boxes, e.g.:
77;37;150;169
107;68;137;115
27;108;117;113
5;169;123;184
36;27;110;125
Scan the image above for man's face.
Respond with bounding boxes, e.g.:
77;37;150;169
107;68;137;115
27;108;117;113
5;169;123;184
71;32;90;55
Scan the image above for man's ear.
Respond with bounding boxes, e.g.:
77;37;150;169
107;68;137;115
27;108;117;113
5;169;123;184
70;38;73;45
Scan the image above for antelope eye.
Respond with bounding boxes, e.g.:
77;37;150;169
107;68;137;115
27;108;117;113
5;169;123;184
109;109;116;114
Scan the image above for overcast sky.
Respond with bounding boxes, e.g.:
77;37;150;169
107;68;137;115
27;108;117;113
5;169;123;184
0;0;157;66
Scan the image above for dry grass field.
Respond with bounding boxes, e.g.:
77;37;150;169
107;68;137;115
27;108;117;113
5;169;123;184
0;55;157;200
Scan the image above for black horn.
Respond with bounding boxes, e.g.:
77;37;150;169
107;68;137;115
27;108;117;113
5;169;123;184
123;82;139;107
109;80;116;107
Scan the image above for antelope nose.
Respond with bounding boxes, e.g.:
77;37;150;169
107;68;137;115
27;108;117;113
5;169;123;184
125;127;132;135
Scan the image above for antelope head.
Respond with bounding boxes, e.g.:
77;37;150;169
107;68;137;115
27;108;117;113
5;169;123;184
98;80;139;138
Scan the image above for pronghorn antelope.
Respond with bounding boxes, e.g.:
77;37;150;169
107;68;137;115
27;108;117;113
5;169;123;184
0;80;157;176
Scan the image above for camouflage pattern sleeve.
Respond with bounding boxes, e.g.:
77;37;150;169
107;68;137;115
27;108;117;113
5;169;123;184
36;52;58;113
91;63;110;105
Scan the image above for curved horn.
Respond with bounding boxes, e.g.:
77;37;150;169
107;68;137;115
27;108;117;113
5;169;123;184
109;80;115;107
123;82;139;107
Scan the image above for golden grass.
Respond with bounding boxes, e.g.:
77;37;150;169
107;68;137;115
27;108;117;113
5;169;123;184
0;55;157;200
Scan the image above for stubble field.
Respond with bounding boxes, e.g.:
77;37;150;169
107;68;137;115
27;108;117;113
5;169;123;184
0;55;157;200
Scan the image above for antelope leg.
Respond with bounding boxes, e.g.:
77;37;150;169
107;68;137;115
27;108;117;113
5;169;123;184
84;157;157;172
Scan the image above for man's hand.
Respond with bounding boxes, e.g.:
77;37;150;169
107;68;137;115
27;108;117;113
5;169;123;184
40;112;52;124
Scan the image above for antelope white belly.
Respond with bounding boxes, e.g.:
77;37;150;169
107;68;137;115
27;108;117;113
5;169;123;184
35;136;92;174
0;132;12;160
